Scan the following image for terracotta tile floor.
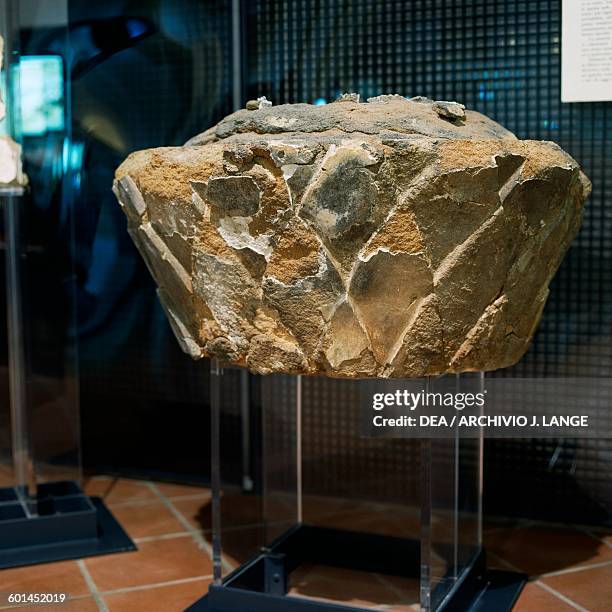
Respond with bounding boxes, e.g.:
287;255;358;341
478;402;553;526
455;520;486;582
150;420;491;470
0;475;609;611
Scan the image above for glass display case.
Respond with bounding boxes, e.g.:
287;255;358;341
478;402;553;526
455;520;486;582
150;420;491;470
190;362;524;612
0;0;134;569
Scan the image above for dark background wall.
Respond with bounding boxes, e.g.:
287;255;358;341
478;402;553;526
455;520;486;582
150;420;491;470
67;0;233;479
12;0;607;524
241;0;612;525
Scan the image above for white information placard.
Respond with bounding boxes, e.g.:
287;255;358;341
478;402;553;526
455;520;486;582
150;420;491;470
561;0;612;102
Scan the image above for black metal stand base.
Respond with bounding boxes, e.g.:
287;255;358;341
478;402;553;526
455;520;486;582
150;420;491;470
186;525;525;612
442;567;527;612
0;480;136;569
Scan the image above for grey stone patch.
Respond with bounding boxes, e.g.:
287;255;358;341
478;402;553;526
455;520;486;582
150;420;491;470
433;209;523;359
432;100;466;122
503;167;575;230
192;249;260;353
388;292;444;377
223;161;240;173
134;222;191;294
246;96;272;110
300;155;378;240
404;168;500;268
190;180;208;202
223;145;254;168
217;215;272;258
246;334;307;375
115;175;147;221
495;153;525;187
205;175;261;216
236;247;267;281
205;100;516;142
323;300;371;369
267;141;320;166
367;94;407;103
257;95;272;108
358;141;383;164
495;153;525;202
408;96;433;103
206;336;239;361
284;163;318;205
157;289;203;359
191;192;208;217
261;255;344;360
336;92;360;102
449;294;515;371
349;251;433;364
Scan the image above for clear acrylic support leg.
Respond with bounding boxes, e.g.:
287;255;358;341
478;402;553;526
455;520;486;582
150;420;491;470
420;377;432;612
420;373;485;611
453;374;461;581
210;358;223;585
260;373;301;543
477;372;485;546
296;374;303;524
240;369;253;492
3;192;35;513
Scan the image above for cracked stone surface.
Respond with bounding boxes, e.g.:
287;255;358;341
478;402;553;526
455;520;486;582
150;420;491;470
113;95;590;378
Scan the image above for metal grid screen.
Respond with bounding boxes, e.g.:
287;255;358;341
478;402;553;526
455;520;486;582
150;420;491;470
243;0;612;523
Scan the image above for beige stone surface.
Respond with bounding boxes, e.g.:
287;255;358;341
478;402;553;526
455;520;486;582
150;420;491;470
114;96;590;378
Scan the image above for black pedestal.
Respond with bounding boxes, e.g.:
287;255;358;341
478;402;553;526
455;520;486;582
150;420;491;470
186;525;525;612
0;480;135;569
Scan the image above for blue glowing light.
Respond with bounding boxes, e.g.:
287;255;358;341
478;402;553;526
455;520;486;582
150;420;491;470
125;18;148;39
314;97;327;105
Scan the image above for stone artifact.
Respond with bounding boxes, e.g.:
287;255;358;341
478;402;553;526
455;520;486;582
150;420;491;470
113;95;590;378
0;36;26;188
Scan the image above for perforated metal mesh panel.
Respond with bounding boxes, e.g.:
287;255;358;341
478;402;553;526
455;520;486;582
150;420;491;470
243;0;612;524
